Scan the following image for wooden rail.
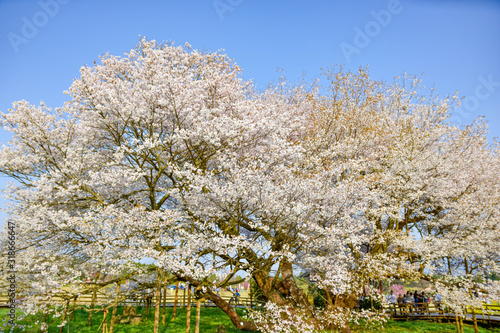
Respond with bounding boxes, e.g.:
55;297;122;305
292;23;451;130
383;302;500;324
0;293;261;309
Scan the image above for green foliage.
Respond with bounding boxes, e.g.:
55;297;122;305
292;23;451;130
309;283;327;309
486;273;499;281
359;296;382;310
249;279;266;305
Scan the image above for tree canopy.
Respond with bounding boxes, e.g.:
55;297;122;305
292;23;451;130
1;38;499;333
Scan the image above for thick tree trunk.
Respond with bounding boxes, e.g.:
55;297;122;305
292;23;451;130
172;280;180;320
186;283;192;333
324;286;334;309
154;269;162;333
323;287;335;331
281;262;312;313
253;263;311;310
253;271;287;305
254;263;336;331
257;262;312;309
202;288;257;331
179;269;308;332
109;282;121;333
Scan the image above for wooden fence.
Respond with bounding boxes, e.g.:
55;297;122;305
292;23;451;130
383;302;500;324
1;292;260;309
4;294;498;326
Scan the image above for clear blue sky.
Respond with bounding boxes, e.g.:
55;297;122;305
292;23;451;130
1;0;500;224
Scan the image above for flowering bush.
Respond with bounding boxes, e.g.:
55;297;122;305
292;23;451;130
391;284;406;297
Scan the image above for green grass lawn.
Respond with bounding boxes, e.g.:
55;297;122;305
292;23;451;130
0;306;249;333
352;320;500;333
2;306;500;332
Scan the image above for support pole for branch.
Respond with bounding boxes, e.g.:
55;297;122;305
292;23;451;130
109;282;121;333
455;314;460;333
59;299;70;333
145;291;149;321
471;305;479;333
87;271;100;327
162;273;167;324
70;295;78;321
41;313;48;333
88;287;98;326
195;289;202;333
183;283;186;310
102;309;108;333
154;268;162;333
172;280;180;320
186;283;191;333
468;289;479;333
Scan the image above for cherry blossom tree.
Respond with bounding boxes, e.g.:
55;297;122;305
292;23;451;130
0;38;262;331
1;39;499;333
